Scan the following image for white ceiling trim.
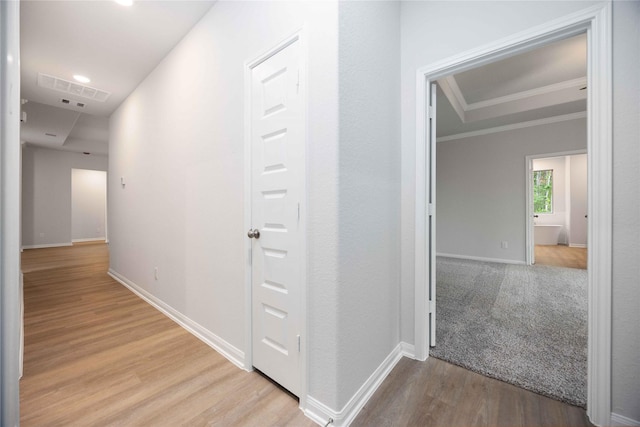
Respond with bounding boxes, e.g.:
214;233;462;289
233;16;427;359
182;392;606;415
466;76;586;110
437;77;467;123
439;75;587;123
437;110;586;143
443;75;468;118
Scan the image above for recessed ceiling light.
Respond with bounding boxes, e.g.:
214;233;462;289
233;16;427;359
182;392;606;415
115;0;133;6
73;75;91;84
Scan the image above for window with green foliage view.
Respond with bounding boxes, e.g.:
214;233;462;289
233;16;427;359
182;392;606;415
533;169;553;213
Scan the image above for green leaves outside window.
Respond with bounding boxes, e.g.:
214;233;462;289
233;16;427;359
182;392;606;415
533;169;553;214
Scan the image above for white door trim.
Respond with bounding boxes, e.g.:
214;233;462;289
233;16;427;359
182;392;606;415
525;149;587;266
1;0;22;424
413;4;612;426
243;27;308;410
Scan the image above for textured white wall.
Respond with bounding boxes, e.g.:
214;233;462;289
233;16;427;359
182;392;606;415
71;169;106;241
108;1;341;410
22;146;108;247
611;0;640;421
436;120;585;262
401;1;639;422
336;1;400;410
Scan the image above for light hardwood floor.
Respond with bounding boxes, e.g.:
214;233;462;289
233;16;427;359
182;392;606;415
21;243;592;426
20;243;313;426
534;244;587;269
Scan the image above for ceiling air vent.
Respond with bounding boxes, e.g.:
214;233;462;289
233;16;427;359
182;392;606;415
38;73;111;102
59;98;86;108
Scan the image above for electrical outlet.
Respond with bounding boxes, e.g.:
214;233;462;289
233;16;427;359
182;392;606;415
501;241;508;249
154;267;158;280
39;232;44;238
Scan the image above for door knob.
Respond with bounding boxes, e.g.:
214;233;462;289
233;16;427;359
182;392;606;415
247;228;260;239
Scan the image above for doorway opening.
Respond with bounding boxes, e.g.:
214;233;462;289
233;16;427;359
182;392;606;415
431;34;589;407
71;169;107;244
414;4;612;425
527;151;587;269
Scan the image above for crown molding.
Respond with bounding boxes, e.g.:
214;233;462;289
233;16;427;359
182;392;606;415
466;76;587;110
437;77;467;122
437;110;586;142
438;74;587;125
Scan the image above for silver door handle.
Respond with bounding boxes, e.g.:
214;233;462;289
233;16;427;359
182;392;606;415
247;229;260;239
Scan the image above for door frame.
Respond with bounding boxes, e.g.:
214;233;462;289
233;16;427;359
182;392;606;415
243;28;308;408
526;149;587;266
413;4;612;425
1;0;22;424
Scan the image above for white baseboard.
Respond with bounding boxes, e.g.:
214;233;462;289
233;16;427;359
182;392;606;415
437;252;526;265
107;269;246;370
72;237;106;243
22;242;72;250
611;413;640;427
304;343;406;427
401;341;415;359
569;243;588;248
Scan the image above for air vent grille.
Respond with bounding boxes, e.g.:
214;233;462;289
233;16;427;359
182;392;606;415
60;98;86;108
38;73;111;102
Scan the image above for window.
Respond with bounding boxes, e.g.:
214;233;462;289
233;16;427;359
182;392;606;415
533;169;553;213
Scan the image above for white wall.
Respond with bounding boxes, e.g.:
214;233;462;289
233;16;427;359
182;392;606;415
533;156;569;244
71;169;106;242
436;119;586;262
611;0;640;422
336;1;400;409
401;1;639;422
568;154;587;247
22;146;108;248
109;1;342;412
109;1;403;417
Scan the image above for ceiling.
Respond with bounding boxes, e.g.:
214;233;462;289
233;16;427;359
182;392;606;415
20;4;586;151
20;0;215;154
437;33;587;139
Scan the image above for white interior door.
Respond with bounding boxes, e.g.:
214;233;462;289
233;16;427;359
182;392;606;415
428;83;437;347
249;38;303;397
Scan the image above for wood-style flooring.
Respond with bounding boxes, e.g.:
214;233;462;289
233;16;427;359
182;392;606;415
353;357;593;427
20;243;313;426
534;244;587;269
21;242;593;426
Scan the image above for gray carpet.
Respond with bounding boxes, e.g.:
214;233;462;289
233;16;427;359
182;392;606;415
431;257;587;407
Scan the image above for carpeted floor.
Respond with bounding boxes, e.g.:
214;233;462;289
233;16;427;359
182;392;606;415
430;257;587;407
